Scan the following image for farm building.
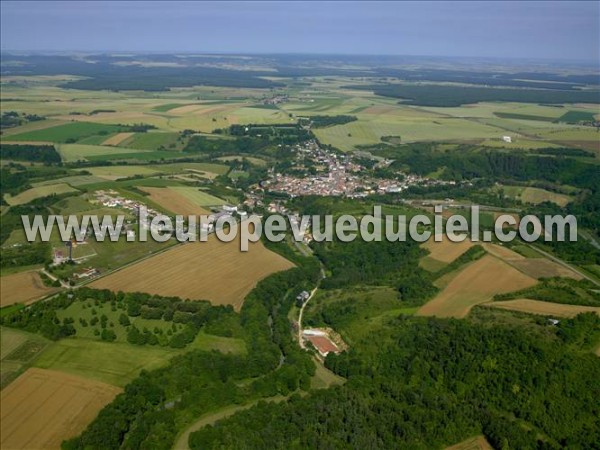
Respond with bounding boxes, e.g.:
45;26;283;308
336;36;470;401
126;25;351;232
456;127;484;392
302;329;341;357
502;135;512;143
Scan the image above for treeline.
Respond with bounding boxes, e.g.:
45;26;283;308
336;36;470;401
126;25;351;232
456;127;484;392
0;287;235;348
213;123;312;144
345;83;600;107
63;252;321;449
190;314;600;449
0;144;62;164
0;163;70;197
494;277;600;307
308;115;357;128
1;111;45;129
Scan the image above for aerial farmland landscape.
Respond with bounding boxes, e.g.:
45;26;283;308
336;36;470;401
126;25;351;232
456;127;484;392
0;1;599;449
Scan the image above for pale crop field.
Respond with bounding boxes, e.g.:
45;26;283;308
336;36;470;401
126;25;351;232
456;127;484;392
4;183;78;205
86;165;160;180
101;132;135;146
497;185;572;207
0;368;121;450
32;331;245;388
118;132;181;150
445;435;494;450
147;162;230;175
421;234;474;263
313;115;506;150
417;255;537;318
506;259;582;280
484;299;600;318
90;236;295;311
0;271;58;307
140;186;211;215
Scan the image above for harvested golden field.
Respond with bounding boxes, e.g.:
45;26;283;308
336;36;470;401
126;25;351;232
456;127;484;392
484;299;600;318
101;131;134;146
140;186;210;215
445;435;494;450
481;243;524;261
0;271;58;307
422;234;473;263
90;237;294;311
509;258;583;280
417;255;537;318
0;368;121;450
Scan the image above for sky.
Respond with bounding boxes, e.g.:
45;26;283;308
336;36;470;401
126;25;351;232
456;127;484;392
1;1;599;63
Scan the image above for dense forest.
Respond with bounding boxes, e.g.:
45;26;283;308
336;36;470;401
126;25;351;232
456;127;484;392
309;115;358;128
0;144;62;164
346;83;600;106
189;313;600;449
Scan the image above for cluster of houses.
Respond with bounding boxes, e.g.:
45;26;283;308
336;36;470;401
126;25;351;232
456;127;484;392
262;94;288;105
261;140;456;198
93;190;162;218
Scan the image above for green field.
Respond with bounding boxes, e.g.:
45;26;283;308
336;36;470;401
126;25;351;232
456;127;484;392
216;155;267;166
32;329;246;387
1;327;51;387
556;110;597;124
84;150;185;161
119;132;182;150
152;103;193;112
33;338;181;386
497;185;572;207
32;175;107;187
313;115;505;150
57;143;150;162
4;183;78;205
6;122;125;143
170;186;225;206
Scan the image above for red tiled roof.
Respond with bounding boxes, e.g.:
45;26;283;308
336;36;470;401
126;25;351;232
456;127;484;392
306;335;340;355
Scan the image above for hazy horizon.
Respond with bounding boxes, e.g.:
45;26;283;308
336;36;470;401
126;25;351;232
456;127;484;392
1;1;599;64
